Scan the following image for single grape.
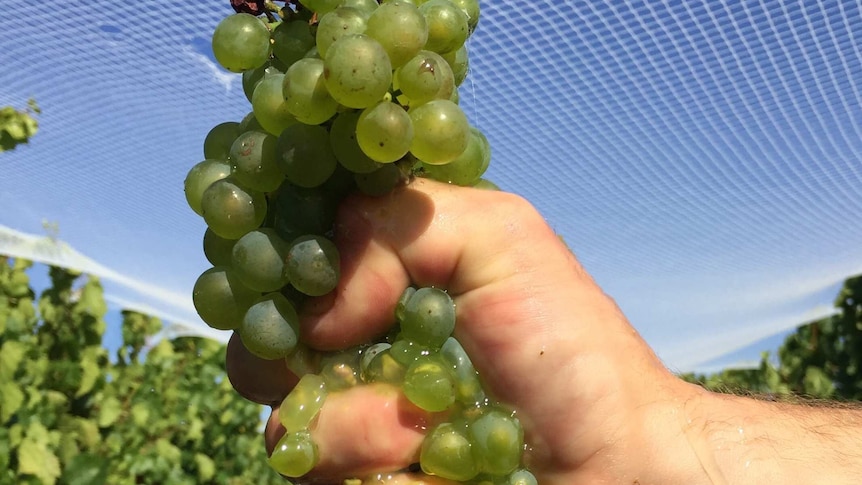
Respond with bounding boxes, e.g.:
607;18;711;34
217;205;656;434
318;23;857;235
252;72;299;136
422;126;489;185
316;7;369;59
240;293;301;360
419;0;469;54
200;178;267;240
286;235;340;296
203;121;241;160
268;182;340;242
239;111;264;133
395;286;417;321
272;20;315;67
268;430;318;477
389;337;432;366
400;287;456;348
329;110;384;174
202;228;236;267
365;1;429;68
506;469;538;485
449;0;480;32
409;99;470;165
243;61;287;103
184;159;231;216
354;162;406;196
212;13;272;72
229;130;284;192
395;50;455;107
441;44;469;86
298;0;342;15
231;228;291;292
282;58;339;125
340;0;378;14
440;337;486;405
403;355;456;412
323;34;392;109
356;101;414;163
277;124;338;188
469;409;524;475
192;266;258;331
278;374;327;433
360;343;407;384
319;347;362;391
420;422;479;481
225;331;299;406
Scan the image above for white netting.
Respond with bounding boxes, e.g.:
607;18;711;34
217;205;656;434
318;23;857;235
2;0;861;372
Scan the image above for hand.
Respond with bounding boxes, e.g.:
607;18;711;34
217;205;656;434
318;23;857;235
228;178;707;484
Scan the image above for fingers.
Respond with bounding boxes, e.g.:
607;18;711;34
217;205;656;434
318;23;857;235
264;383;442;481
226;331;299;406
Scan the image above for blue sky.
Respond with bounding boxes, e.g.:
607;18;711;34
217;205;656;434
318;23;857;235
2;0;862;372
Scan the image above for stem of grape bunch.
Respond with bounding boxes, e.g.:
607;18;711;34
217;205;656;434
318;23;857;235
184;0;520;483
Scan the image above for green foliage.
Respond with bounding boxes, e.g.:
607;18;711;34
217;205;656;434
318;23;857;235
681;275;862;401
0;256;283;484
0;99;39;152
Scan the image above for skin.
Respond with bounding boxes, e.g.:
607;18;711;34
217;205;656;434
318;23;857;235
228;179;862;484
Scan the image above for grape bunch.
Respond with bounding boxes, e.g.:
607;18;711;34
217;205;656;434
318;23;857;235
184;0;533;483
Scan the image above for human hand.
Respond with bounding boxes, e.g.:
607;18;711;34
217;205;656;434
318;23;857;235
228;178;704;484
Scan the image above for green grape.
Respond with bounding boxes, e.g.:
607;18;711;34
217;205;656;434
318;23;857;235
285;342;322;377
212;13;272;72
395;286;417;321
450;0;480;32
390;337;432;366
469;409;523;475
268;430;318;477
286;235;340;296
282;58;339;125
319;347;362;390
239;111;264;133
420;422;479;481
240;293;301;360
419;0;468;54
202;228;236;267
252;72;299;136
422;126;489;186
323;34;392;109
360;343;406;384
304;45;320;59
203;121;241;160
277;124;338;188
299;0;342;15
356;101;414;163
402;355;456;412
400;287;456;348
354;162;405;196
441;44;468;86
231;228;290;292
472;178;500;191
329;110;383;174
201;178;267;239
506;469;538;485
243;61;286;103
395;50;455;107
192;266;258;331
272;20;315;67
278;374;327;433
365;2;428;68
409;99;470;165
441;337;485;405
316;7;369;59
340;0;379;14
229;130;284;192
184;159;231;216
269;183;339;242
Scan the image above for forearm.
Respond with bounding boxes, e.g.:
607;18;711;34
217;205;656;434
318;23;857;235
673;384;862;484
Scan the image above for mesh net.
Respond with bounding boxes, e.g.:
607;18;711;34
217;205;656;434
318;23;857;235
2;0;861;371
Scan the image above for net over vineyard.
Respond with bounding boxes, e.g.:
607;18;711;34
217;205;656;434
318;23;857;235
2;0;862;372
